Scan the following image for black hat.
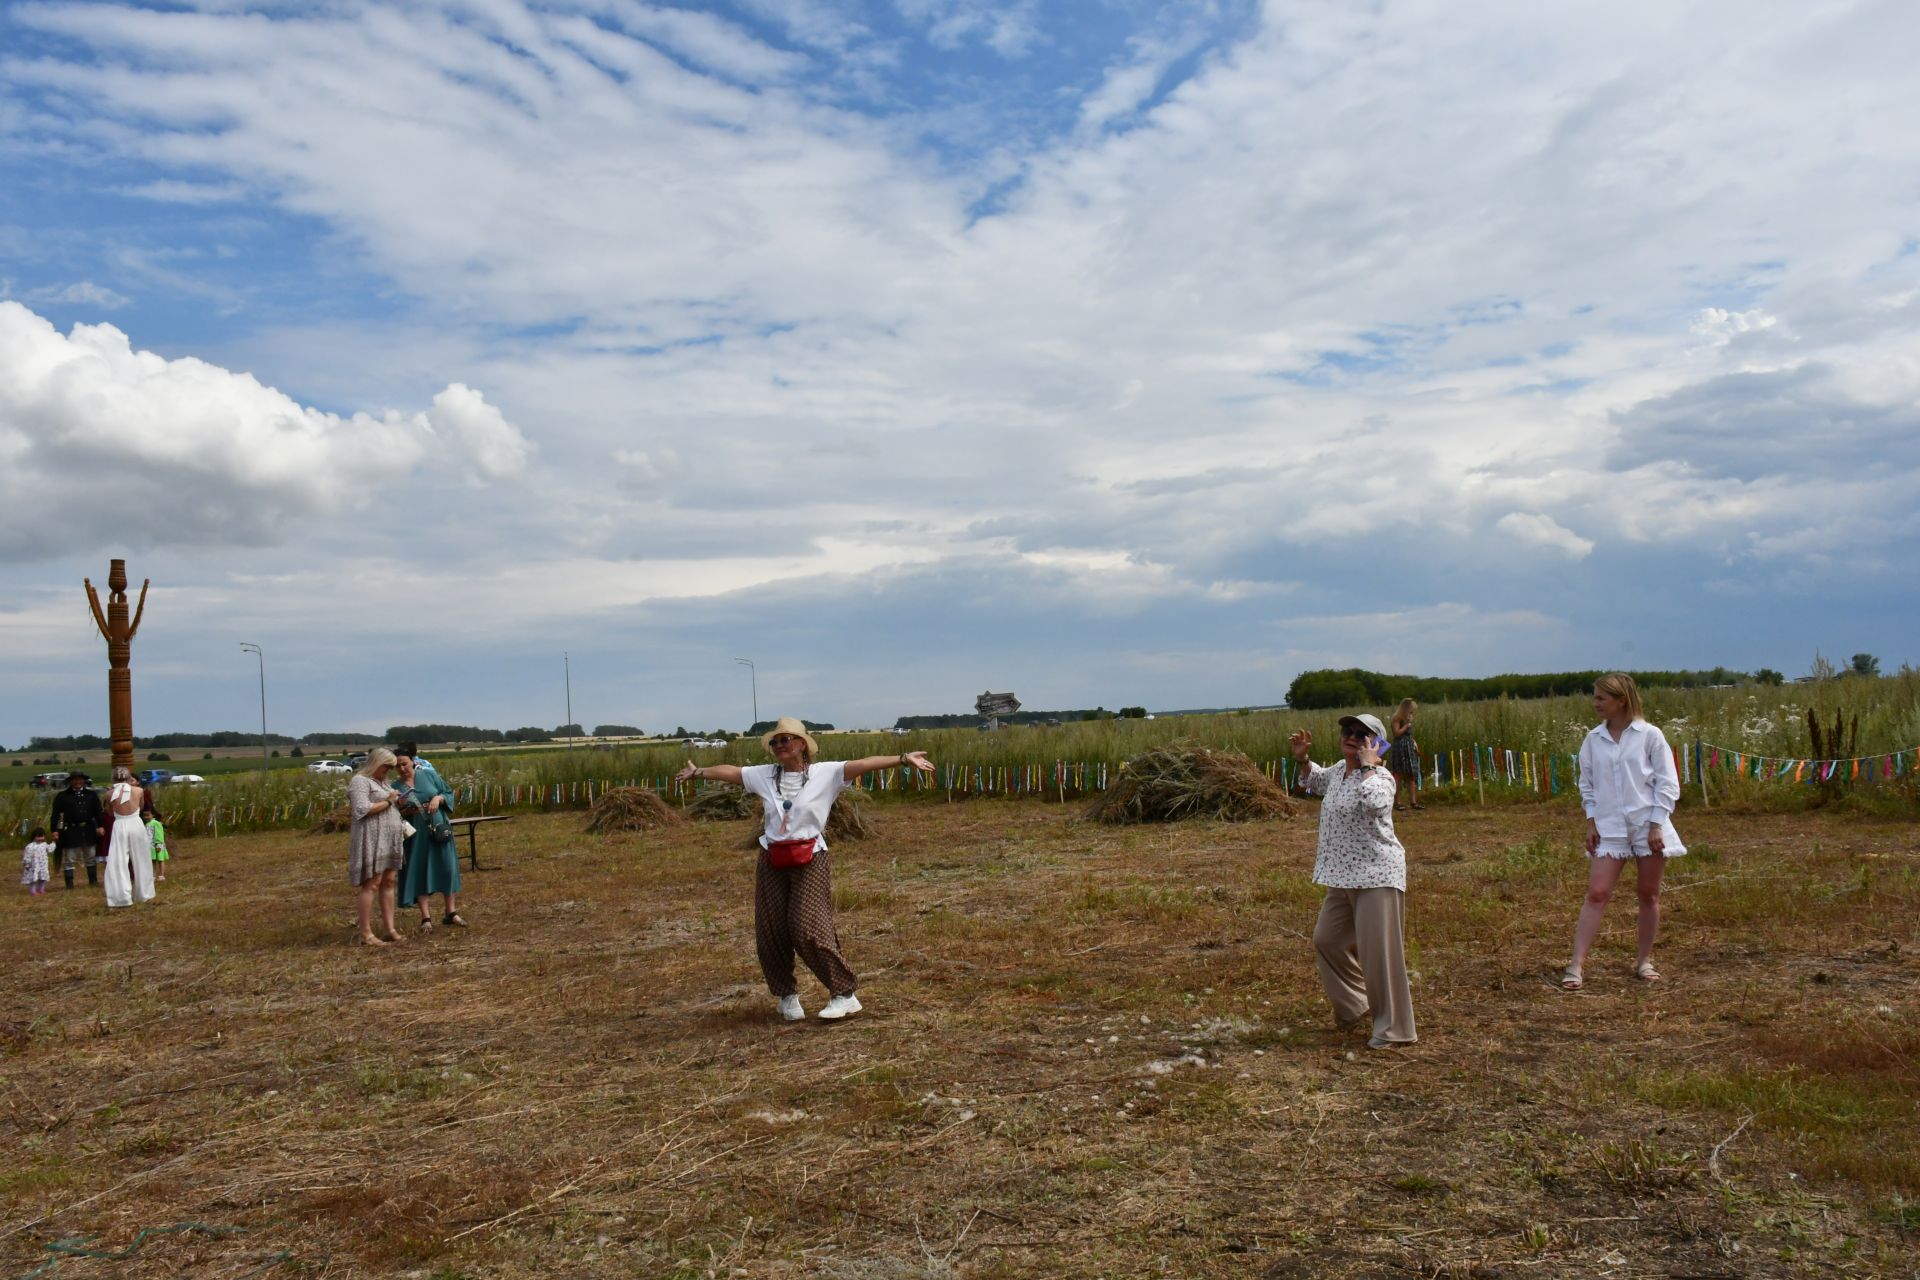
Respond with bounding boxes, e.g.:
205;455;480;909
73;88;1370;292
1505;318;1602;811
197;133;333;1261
67;769;90;782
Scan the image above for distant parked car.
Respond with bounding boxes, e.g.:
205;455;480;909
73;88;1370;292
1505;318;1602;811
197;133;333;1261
343;752;369;768
307;760;352;775
170;774;208;785
137;769;174;786
29;771;72;789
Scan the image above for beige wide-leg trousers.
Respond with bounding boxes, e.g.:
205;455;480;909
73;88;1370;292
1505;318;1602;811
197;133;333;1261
1312;886;1417;1048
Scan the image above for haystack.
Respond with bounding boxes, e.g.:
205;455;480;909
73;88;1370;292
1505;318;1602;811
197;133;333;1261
737;786;876;847
585;786;684;834
307;805;352;835
1084;742;1296;825
686;785;759;822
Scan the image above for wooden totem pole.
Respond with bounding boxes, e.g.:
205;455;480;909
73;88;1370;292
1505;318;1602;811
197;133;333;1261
84;559;149;776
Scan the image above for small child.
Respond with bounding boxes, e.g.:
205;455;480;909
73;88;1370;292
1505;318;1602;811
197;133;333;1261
143;804;169;883
22;827;53;896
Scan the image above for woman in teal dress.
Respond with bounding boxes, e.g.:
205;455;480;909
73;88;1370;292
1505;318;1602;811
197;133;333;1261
395;750;466;931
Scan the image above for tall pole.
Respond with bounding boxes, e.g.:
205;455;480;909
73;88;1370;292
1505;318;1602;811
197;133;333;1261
84;560;148;775
239;642;266;771
564;652;574;751
734;657;757;730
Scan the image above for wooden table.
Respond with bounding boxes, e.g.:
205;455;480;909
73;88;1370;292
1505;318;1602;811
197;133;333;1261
448;815;513;870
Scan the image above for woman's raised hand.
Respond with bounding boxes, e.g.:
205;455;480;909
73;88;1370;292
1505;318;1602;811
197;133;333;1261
1288;729;1312;763
902;750;935;774
674;760;698;782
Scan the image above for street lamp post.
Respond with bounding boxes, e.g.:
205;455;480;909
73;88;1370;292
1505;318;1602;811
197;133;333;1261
564;651;574;751
733;657;757;730
238;642;267;771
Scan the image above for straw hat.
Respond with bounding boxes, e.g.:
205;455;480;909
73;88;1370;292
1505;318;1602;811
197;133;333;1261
760;716;818;755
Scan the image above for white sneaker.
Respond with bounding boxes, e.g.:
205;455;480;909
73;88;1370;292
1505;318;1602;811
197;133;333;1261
777;995;805;1021
817;993;862;1020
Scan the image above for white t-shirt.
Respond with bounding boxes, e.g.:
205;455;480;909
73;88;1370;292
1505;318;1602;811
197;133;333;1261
739;762;848;852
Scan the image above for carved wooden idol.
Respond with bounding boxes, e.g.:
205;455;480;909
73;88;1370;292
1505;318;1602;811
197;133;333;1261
84;560;149;775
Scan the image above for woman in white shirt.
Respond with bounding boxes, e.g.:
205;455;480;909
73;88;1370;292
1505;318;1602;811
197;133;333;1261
1564;673;1686;990
1289;713;1417;1049
678;718;933;1022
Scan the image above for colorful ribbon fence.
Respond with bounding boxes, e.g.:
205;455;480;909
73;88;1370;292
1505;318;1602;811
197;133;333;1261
1692;739;1916;785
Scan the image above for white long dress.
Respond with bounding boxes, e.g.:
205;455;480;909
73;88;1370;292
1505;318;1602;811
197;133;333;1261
102;783;156;909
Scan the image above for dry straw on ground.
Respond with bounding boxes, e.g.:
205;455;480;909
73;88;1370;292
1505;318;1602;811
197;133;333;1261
5;803;1917;1278
306;804;352;834
1084;741;1297;824
584;785;683;833
685;785;758;822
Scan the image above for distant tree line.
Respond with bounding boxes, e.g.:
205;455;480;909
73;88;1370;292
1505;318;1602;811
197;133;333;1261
22;730;401;751
386;724;565;744
1285;666;1783;710
893;708;1120;729
17;724;651;752
745;720;835;736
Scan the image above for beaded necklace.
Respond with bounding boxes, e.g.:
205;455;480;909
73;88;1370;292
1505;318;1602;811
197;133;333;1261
775;765;809;835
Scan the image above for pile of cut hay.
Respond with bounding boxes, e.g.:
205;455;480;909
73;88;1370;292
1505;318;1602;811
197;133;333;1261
686;785;759;822
737;785;876;848
585;786;684;834
825;788;876;842
307;806;352;835
1084;742;1296;825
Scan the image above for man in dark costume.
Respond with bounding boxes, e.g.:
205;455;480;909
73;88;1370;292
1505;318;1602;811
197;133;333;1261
49;770;105;890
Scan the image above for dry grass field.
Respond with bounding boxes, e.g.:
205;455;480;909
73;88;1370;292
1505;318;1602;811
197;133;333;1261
3;798;1916;1279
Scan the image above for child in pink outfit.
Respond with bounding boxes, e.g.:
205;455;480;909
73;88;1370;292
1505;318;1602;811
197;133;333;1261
22;829;53;896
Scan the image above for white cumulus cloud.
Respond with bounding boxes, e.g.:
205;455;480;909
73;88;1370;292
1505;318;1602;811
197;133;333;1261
0;302;532;558
1496;512;1595;560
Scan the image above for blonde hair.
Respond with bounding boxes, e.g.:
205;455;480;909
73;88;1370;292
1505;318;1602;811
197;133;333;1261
112;765;134;784
1396;698;1417;717
358;747;398;777
1593;672;1644;721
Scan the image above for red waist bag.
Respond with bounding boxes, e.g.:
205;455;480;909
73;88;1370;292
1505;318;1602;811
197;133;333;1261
765;837;817;869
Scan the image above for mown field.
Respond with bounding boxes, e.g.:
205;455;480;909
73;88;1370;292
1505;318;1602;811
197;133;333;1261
3;796;1916;1279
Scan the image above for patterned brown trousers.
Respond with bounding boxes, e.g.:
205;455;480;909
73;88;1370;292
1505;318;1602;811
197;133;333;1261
754;848;857;998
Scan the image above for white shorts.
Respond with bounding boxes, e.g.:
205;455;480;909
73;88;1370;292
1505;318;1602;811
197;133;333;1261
1592;821;1686;860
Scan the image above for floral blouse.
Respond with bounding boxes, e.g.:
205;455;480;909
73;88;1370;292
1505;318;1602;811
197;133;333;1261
1300;760;1406;891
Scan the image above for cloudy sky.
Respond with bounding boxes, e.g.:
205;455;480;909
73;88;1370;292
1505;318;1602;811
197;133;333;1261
2;0;1916;744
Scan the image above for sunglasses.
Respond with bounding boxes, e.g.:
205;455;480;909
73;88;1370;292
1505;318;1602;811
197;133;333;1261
1340;726;1373;738
769;735;801;746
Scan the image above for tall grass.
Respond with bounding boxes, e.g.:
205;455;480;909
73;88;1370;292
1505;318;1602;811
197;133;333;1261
8;674;1914;835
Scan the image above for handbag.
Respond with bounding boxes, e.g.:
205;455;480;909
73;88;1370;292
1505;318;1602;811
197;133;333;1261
765;837;816;869
428;810;456;844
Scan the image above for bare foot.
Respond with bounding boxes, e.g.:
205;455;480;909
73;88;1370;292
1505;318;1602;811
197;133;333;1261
384;932;407;944
359;934;389;947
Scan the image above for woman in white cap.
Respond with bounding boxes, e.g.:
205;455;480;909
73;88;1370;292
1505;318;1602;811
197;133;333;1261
677;718;933;1021
1288;712;1417;1049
